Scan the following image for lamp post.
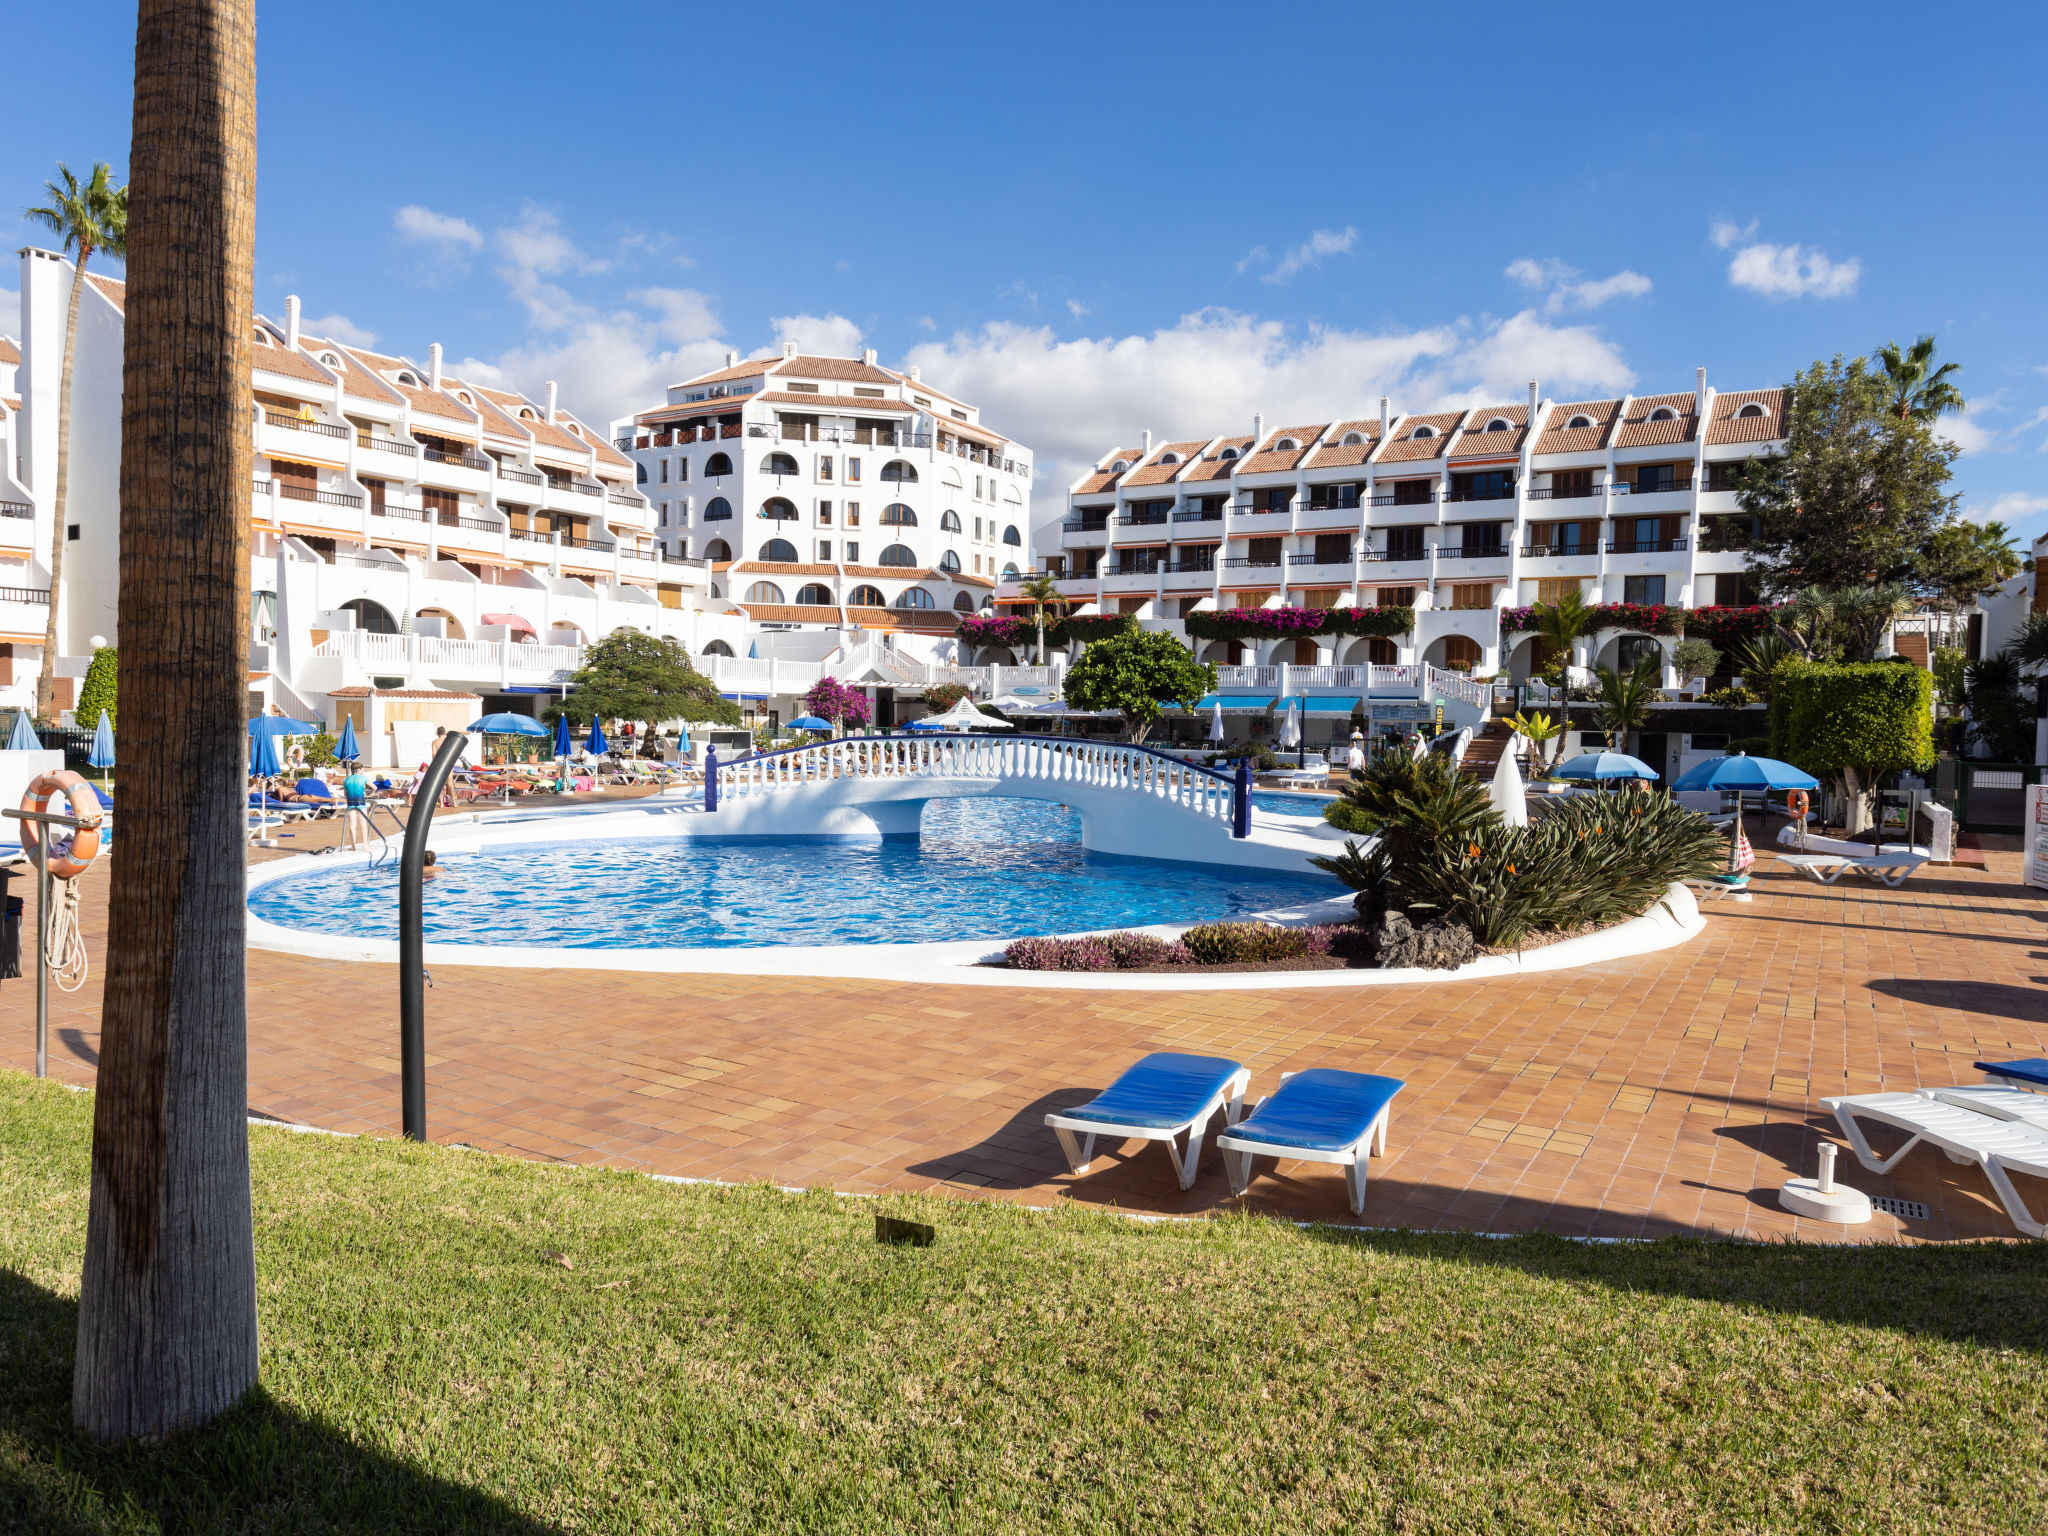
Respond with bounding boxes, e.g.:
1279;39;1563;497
399;729;469;1141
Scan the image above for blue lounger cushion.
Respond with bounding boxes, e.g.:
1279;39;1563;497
1060;1052;1246;1130
1225;1069;1404;1152
1977;1058;2048;1088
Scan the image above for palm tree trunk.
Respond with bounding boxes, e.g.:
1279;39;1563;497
72;0;260;1443
34;243;91;723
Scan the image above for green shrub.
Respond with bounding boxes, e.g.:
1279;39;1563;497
302;731;340;768
1180;923;1311;964
74;645;116;729
1772;660;1935;816
1703;686;1758;707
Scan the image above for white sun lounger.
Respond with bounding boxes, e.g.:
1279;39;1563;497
1215;1069;1404;1216
1823;1090;2048;1238
1045;1052;1250;1191
1776;851;1926;887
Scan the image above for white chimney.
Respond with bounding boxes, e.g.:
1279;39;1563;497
1142;429;1153;455
724;349;739;369
285;294;301;350
545;380;558;423
783;340;798;358
1528;379;1538;417
1253;412;1264;447
1380;396;1391;439
909;365;922;383
428;342;443;390
1696;365;1708;415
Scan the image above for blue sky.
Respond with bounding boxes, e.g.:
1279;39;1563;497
7;1;2047;533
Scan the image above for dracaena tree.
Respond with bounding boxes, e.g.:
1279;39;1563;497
23;160;127;723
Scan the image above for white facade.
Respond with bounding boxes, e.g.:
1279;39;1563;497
1028;372;1789;680
6;245;752;726
619;348;1033;645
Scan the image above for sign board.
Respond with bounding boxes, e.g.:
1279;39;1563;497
2027;784;2048;890
1368;705;1434;724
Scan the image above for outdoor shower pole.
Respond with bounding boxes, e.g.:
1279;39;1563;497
704;746;719;812
399;729;470;1141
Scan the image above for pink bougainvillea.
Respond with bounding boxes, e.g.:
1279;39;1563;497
803;676;873;729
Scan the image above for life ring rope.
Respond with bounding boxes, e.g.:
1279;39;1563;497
18;769;104;880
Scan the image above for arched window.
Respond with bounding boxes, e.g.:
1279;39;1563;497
878;543;918;567
341;598;398;635
1159;452;1180;465
894;586;935;609
1002;524;1021;546
846;584;885;607
940;510;963;532
701;639;735;657
455;390;473;405
318;351;341;368
1736;402;1766;419
705;452;733;476
636;463;647;483
745;581;786;603
938;550;961;572
881;503;917;526
1110;460;1129;473
1410;424;1437;440
1484;418;1511;433
396;371;420;387
1648;407;1676;422
1366;636;1397;665
795;583;834;605
1341;431;1365;445
953;592;976;612
1274;437;1298;451
705;538;732;562
1219;446;1238;460
1566;414;1592;429
704;496;732;521
880;460;918;483
760;497;798;522
1442;635;1482;668
759;538;798;562
763;451;798;475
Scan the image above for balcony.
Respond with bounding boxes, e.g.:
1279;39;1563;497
422;445;490;471
1526;484;1600;501
1444;484;1516;503
1166;558;1217;575
1288;550;1351;566
276;483;363;509
1117;509;1170;527
1604;537;1689;555
1367;548;1432;568
1228;503;1293;521
0;584;51;605
262;414;348;440
1518;543;1596;559
1613;477;1694;497
1172;506;1224;523
497;464;545;486
357;434;419;460
1061;515;1110;534
1369;490;1438;507
370;502;427;523
1221;556;1282;569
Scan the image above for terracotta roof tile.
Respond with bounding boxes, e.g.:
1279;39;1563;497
755;391;914;414
1122;439;1211;487
1449;403;1528;459
326;344;404;406
0;338;19;366
85;273;125;312
1181;437;1255;483
344;347;478;427
250;324;336;388
1376;410;1465;463
1533;399;1621;455
1614;392;1699;448
1075;447;1146;496
1704;388;1788;445
327;686;482;700
1239;423;1327;475
772;354;900;386
732;560;838;577
679;359;773;387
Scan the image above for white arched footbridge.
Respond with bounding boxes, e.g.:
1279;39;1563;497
696;733;1337;872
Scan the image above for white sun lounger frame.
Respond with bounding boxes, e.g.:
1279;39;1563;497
1215;1070;1395;1216
1823;1090;2048;1238
1778;851;1926;887
1044;1066;1250;1191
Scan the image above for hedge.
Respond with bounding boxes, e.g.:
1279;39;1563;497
1500;603;1783;641
1769;660;1935;783
956;612;1136;650
1182;605;1415;643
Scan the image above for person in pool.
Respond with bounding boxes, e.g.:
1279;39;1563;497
419;849;440;881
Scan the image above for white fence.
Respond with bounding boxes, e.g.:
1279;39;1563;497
1425;665;1490;708
1214;661;1421;695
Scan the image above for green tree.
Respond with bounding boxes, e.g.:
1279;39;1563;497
1874;334;1965;422
1670;638;1719;685
547;631;740;739
1015;571;1067;665
1526;590;1596;717
75;643;117;729
1061;628;1213;743
23;160;128;724
1716;356;1961;623
1770;660;1935;832
1588;652;1663;751
1922;519;2022;651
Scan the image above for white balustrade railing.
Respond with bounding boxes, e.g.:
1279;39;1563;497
1285;664;1367;689
1214;664;1284;690
1425;665;1489;708
1368;663;1420;690
709;734;1244;832
414;636;501;670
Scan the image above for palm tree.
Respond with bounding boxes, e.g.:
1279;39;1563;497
72;0;259;1443
1589;652;1664;751
23;161;127;724
1017;569;1067;665
1527;588;1596;727
1874;334;1964;422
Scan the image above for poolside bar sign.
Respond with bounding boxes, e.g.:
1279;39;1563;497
2027;784;2048;890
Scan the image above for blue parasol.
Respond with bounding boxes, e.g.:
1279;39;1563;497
553;713;574;757
88;709;115;793
334;716;360;764
466;712;550;737
249;715;319;740
1552;751;1659;782
4;710;38;751
789;715;832;731
252;729;284;777
1670;753;1819;792
586;718;609;756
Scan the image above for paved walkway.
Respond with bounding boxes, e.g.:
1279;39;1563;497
6;817;2044;1243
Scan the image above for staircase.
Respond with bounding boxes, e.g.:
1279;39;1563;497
1458;719;1518;779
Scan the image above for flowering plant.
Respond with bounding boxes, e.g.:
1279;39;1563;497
803;676;872;729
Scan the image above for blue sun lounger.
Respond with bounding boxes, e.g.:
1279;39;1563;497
1977;1058;2048;1093
1044;1052;1251;1191
1215;1069;1405;1216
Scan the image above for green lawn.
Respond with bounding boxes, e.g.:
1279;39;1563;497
2;1071;2044;1534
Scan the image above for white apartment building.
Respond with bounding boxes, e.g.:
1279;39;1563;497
1034;370;1785;681
5;245;753;756
620;347;1033;655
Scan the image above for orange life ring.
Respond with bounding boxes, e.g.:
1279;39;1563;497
1786;789;1810;819
18;769;104;879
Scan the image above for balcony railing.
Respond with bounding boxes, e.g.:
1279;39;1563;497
1166;559;1216;574
1605;537;1690;555
1172;506;1223;522
1368;490;1439;507
278;484;363;508
1288;551;1352;565
422;446;490;470
1220;556;1282;569
1442;546;1508;562
1062;516;1110;533
0;585;51;605
1112;561;1164;576
1519;543;1593;557
607;491;644;506
497;464;544;485
1228;503;1292;517
371;503;428;522
1525;484;1598;500
264;414;349;439
1444;484;1516;503
1613;478;1694;496
0;501;31;520
1117;509;1170;526
1367;548;1429;564
454;516;502;534
359;434;419;457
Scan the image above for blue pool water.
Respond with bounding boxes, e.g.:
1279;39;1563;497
250;797;1339;950
1251;790;1336;819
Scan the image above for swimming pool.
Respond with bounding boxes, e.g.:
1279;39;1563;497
1251;790;1336;819
249;797;1340;950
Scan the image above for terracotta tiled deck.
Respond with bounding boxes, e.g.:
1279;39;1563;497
7;816;2045;1243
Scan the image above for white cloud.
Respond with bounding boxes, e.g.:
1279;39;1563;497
760;313;864;359
1263;227;1358;284
299;312;377;347
904;306;1634;491
917;315;937;331
455;318;731;432
493;202;610;330
1979;491;2048;524
0;285;19;340
1234;245;1269;276
631;287;720;345
1718;221;1862;300
1066;299;1090;320
1506;258;1651;315
393;204;483;253
1943;401;2000;455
